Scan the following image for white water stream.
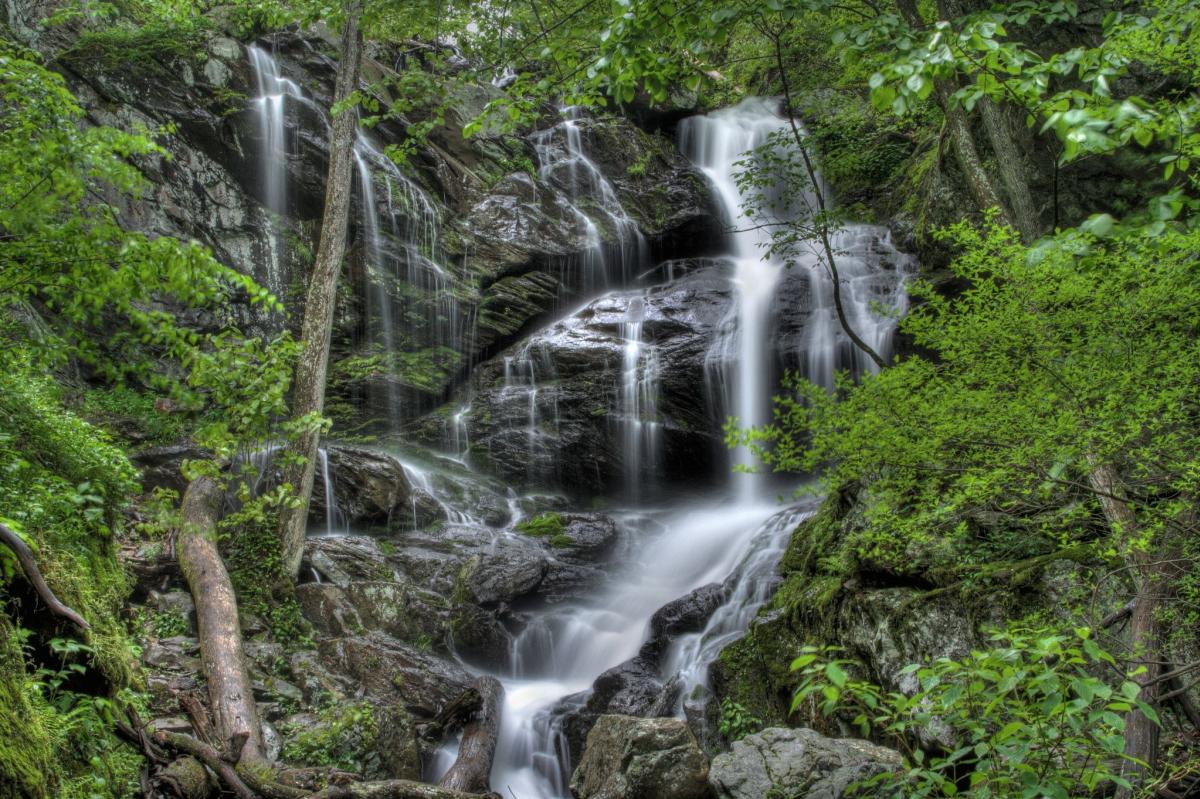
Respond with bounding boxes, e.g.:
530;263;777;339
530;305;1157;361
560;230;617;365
244;53;907;796
483;98;911;797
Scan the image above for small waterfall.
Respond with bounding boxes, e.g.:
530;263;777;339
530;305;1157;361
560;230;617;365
679;100;797;503
246;44;308;298
619;295;661;500
243;443;344;535
680;98;911;499
532;107;649;291
499;344;561;486
353;132;463;431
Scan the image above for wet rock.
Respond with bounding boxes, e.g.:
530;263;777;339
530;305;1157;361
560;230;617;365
466;541;550;604
303;536;392;586
570;115;719;253
708;727;902;799
317;634;473;715
650;583;729;642
570;715;710;799
143;636;200;672
146;589;197;633
296;581;452;650
310;445;444;532
558;514;621;560
131;444;211;495
466;267;735;495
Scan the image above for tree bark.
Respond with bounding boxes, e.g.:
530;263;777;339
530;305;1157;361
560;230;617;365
894;0;1018;233
940;0;1041;241
277;2;365;579
310;782;500;799
1087;459;1166;798
176;475;267;768
437;677;504;795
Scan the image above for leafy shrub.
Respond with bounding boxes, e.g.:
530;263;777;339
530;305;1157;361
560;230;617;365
791;628;1150;798
718;697;763;742
280;702;379;774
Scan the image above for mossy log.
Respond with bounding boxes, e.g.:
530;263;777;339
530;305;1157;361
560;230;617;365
176;475;266;768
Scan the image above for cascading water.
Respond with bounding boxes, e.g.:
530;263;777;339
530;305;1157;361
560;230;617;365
679;100;799;502
482;98;912;798
247;44;309;299
248;61;909;797
353;131;463;432
532;108;649;291
618;295;661;500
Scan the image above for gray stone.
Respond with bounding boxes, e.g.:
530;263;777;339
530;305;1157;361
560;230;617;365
708;727;902;799
571;714;710;799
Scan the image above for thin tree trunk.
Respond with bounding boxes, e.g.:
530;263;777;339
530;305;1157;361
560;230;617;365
176;476;266;768
438;677;504;795
1087;459;1166;797
767;27;885;369
940;0;1040;241
278;3;365;579
894;0;1017;232
0;522;90;629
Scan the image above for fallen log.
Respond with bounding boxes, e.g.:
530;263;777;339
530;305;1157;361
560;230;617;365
0;521;89;629
176;475;267;768
308;781;501;799
153;729;257;799
437;677;504;795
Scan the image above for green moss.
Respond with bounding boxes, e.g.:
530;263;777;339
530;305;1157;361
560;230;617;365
0;363;146;798
59;18;210;74
280;702;379;774
516;513;572;549
74;384;187;447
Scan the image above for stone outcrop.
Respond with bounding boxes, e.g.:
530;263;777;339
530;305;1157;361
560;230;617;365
708;727;902;799
570;715;710;799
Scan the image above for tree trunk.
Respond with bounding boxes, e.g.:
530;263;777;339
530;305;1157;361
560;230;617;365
1087;459;1166;797
894;0;1017;233
438;677;504;795
0;521;90;629
940;0;1041;241
310;782;500;799
277;2;365;580
176;475;266;768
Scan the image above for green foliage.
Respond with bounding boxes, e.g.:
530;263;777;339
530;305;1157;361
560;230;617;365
737;220;1200;579
0;39;281;388
219;485;312;646
717;697;763;742
844;1;1199;231
280;702;379;773
75;384;187;446
791;628;1149;798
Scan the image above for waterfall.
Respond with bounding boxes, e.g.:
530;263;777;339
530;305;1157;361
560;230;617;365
680;98;911;499
353;132;463;432
619;295;661;500
679;99;797;502
532;107;649;291
485;99;911;798
246;44;307;299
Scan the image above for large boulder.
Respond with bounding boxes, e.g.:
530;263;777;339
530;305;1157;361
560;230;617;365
309;445;444;532
708;727;902;799
570;715;710;799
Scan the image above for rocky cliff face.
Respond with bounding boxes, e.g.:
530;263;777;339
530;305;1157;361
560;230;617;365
26;14;720;440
